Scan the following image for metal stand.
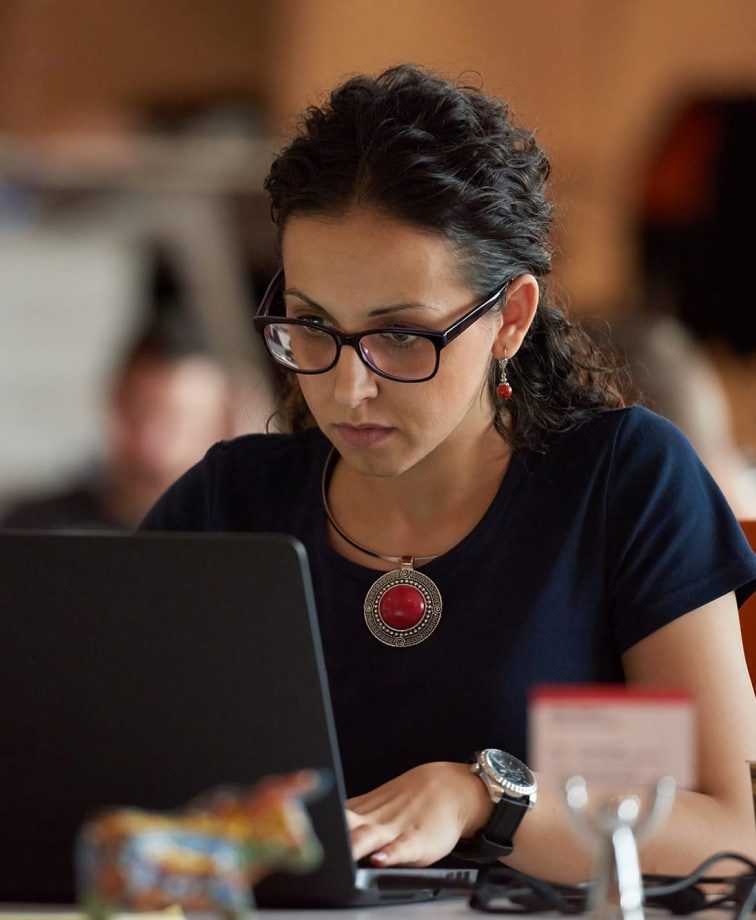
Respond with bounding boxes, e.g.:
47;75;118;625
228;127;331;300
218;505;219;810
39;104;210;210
565;775;677;920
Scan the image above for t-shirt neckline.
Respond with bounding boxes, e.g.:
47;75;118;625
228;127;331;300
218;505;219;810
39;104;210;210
315;444;528;582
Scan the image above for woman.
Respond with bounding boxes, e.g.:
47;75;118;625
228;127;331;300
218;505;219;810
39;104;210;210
142;65;756;882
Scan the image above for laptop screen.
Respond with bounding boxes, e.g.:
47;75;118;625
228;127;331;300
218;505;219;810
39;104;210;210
0;531;357;905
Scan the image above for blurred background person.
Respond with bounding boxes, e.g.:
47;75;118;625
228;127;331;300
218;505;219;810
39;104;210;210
1;311;235;530
602;95;756;517
602;313;756;515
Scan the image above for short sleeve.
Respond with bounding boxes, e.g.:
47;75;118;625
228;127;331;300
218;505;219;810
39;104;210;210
605;408;756;651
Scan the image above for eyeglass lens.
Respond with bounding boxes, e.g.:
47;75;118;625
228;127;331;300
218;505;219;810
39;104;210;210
263;322;438;381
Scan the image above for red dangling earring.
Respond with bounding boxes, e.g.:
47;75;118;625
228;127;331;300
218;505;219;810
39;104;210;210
496;356;513;400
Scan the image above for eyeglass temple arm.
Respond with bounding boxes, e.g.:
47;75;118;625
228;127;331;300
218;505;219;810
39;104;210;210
441;283;509;345
256;270;285;317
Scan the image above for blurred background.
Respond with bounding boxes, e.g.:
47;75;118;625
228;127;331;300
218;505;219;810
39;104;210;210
1;0;755;527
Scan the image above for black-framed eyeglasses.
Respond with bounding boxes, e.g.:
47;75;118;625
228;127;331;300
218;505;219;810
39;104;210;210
253;270;509;383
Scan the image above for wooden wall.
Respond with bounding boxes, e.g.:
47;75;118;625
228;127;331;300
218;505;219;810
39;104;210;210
262;0;756;312
0;0;273;134
1;0;754;311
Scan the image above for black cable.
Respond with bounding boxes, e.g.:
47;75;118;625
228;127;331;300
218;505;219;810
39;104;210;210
469;851;756;917
732;875;756;920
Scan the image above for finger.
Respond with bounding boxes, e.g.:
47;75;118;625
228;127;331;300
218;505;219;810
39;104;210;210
346;802;405;833
346;791;391;814
370;832;426;868
344;808;362;830
350;821;397;862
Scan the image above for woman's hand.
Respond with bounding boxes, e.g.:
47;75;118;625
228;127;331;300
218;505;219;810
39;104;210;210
346;761;493;867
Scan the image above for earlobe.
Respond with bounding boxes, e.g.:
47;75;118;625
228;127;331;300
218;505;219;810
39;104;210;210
492;273;540;359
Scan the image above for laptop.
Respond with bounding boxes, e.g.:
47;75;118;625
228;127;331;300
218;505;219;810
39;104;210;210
0;531;477;907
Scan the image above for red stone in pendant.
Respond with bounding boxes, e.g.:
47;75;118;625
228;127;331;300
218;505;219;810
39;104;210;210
379;584;426;630
497;382;513;399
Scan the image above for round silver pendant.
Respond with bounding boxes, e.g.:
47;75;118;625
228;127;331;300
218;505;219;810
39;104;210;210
363;566;443;648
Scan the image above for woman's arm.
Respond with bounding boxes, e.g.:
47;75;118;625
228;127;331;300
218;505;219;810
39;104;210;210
504;592;756;882
623;594;756;866
348;593;756;881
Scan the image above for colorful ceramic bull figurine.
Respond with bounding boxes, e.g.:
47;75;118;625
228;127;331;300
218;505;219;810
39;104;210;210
77;770;325;918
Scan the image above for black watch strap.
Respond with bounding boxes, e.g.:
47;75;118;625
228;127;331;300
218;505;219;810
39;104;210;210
453;794;530;863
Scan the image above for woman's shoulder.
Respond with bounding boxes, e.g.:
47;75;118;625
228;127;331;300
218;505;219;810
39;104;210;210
140;427;329;531
550;405;696;465
571;403;685;437
194;426;332;501
519;405;712;515
514;405;705;516
520;406;691;480
208;427;329;470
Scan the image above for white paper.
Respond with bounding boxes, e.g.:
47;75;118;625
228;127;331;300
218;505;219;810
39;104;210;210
529;686;696;791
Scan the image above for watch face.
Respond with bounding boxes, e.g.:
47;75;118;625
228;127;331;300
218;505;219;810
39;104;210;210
484;750;536;794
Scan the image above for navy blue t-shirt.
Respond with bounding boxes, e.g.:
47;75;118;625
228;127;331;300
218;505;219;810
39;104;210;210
141;407;756;796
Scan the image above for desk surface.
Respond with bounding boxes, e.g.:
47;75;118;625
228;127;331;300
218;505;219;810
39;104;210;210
0;905;465;920
0;904;735;920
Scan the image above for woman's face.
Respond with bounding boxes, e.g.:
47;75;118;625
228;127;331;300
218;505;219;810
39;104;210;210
281;208;506;479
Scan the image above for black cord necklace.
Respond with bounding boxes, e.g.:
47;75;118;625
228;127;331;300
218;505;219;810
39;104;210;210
321;447;443;647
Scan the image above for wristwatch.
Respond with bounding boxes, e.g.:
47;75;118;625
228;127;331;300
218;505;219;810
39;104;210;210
454;749;537;863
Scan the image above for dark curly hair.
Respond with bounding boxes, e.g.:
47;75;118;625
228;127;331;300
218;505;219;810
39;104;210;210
264;64;625;452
